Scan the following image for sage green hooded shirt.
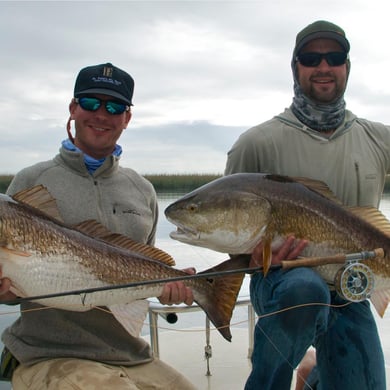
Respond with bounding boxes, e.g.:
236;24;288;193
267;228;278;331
2;146;158;366
225;108;390;208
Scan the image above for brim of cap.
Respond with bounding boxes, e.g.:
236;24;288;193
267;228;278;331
75;88;133;105
296;31;350;54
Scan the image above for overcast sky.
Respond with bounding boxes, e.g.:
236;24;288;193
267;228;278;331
1;0;390;175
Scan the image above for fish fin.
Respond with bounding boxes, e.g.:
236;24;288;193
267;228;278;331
75;220;175;266
262;238;272;276
0;247;31;257
102;235;175;266
270;175;390;238
348;207;390;238
109;301;149;338
196;255;249;341
267;175;343;205
370;290;390;317
12;185;64;223
74;220;114;238
289;177;390;238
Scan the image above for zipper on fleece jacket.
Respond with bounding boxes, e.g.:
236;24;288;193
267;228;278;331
355;161;361;205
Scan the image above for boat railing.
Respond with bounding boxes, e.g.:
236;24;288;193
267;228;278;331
147;297;255;374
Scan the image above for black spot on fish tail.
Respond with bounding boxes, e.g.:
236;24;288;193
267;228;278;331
194;255;250;341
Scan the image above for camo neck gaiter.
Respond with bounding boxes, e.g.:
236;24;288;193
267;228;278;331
290;82;346;132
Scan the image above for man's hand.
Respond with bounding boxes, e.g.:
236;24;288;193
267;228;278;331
0;271;17;301
158;267;195;306
250;235;308;269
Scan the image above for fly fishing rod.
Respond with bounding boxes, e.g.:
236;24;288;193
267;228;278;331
279;248;383;269
0;248;383;306
277;248;383;302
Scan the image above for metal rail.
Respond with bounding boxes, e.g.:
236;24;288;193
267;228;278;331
147;297;255;360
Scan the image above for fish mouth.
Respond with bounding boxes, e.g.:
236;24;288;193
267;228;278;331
169;223;200;241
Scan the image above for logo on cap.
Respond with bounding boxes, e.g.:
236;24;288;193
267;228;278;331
103;66;113;78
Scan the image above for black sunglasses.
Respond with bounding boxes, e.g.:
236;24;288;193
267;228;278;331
75;97;130;115
296;52;348;67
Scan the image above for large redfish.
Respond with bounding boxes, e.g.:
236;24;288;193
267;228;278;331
0;185;248;341
165;173;390;317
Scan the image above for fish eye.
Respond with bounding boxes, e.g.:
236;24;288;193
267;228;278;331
187;203;198;212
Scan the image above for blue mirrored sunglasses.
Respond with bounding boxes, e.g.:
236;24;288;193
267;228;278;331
75;97;130;115
296;52;348;67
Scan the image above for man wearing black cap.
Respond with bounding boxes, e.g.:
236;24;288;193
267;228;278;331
226;21;390;390
0;63;197;389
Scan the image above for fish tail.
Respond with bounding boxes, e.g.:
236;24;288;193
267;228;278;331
194;255;250;341
262;237;272;276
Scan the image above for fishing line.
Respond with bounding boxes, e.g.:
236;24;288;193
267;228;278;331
0;294;354;388
256;322;315;390
253;300;352;390
0;297;352;325
257;300;352;319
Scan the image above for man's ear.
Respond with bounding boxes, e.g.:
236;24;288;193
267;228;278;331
69;98;77;118
124;111;132;128
66;115;74;143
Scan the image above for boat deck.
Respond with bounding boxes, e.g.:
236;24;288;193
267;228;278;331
144;292;390;390
145;305;257;389
0;294;388;390
147;296;255;388
146;326;253;390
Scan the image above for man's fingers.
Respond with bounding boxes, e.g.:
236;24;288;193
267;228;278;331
158;282;194;306
274;236;296;262
0;278;11;295
183;287;194;305
182;267;196;275
286;239;308;260
0;278;17;301
251;236;309;268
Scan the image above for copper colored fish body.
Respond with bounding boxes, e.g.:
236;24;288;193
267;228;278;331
0;186;247;341
165;173;390;317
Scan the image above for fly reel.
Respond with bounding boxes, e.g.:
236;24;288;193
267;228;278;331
334;262;375;302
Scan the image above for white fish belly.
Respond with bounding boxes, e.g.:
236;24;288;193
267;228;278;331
2;253;165;311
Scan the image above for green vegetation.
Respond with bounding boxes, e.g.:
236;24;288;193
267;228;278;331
1;174;389;193
144;174;222;193
0;174;222;194
0;175;13;193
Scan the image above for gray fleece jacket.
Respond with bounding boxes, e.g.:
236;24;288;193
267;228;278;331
2;146;158;366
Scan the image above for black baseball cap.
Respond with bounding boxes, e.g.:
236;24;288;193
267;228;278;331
74;63;134;105
294;20;350;56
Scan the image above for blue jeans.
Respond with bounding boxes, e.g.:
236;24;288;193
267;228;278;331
245;268;386;390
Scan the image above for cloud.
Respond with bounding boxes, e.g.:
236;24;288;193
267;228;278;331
1;0;389;174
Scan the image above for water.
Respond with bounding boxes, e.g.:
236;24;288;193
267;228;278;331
0;193;390;389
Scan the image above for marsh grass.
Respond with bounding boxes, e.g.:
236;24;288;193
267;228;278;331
0;174;222;194
144;174;222;193
0;176;13;193
1;174;389;194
